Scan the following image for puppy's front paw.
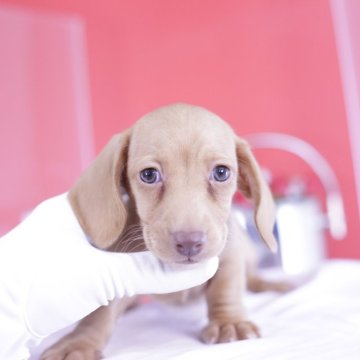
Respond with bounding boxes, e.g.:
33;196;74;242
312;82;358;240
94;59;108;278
200;320;260;344
40;333;103;360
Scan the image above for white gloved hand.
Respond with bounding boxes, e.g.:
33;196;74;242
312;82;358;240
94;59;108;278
0;194;218;359
26;244;219;337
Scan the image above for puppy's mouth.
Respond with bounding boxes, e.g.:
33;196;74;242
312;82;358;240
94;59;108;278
176;257;200;265
143;226;223;265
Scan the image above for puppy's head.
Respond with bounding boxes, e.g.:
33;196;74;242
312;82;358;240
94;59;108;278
69;104;276;264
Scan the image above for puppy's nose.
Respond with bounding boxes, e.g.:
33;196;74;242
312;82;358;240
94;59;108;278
173;231;206;257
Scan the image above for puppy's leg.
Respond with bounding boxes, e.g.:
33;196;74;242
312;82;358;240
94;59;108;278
201;216;259;344
244;229;295;294
247;273;295;293
40;297;135;360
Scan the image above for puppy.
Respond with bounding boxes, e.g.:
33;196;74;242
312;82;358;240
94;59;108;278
41;103;279;359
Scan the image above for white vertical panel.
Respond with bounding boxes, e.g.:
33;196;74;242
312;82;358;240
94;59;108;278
330;0;360;222
0;5;94;234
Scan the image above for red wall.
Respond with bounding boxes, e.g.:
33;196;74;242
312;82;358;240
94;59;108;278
1;0;359;258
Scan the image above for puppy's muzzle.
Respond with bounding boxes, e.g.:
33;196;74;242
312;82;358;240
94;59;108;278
172;231;207;258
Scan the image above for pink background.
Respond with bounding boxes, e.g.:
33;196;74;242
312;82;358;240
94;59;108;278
0;0;359;258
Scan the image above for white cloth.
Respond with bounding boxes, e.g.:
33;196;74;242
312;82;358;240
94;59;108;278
0;194;218;360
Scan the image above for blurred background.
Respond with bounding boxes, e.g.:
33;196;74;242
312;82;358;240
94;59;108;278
0;0;359;267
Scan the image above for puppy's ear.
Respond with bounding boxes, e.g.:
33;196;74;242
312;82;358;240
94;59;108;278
69;130;131;249
235;138;278;252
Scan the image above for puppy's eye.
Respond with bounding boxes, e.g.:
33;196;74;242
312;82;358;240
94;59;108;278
140;168;161;184
212;165;231;182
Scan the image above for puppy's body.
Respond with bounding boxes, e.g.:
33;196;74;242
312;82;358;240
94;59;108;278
41;104;280;360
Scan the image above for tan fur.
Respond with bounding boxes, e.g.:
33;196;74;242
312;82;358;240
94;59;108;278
41;103;282;360
69;130;132;249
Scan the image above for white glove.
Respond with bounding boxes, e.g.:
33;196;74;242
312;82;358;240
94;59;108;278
0;194;219;359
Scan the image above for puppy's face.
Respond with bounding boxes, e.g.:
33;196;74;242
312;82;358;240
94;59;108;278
69;103;277;261
127;105;238;264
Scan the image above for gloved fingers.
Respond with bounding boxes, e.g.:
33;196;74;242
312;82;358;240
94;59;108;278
105;251;219;296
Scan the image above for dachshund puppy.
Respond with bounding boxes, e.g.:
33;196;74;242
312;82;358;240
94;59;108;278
41;103;279;359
